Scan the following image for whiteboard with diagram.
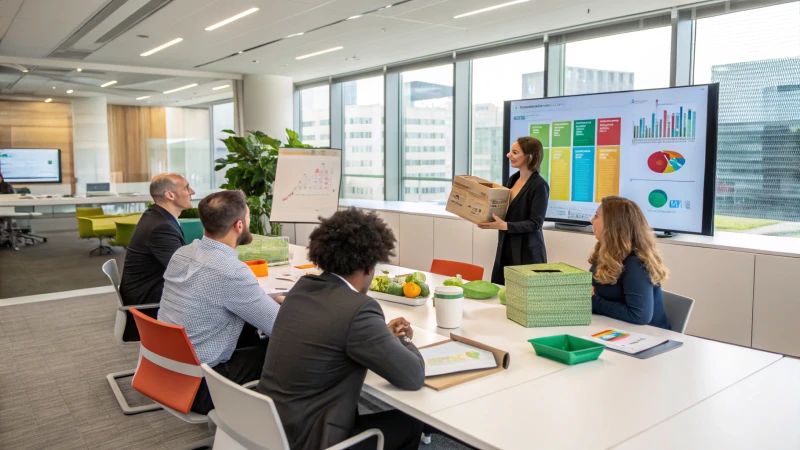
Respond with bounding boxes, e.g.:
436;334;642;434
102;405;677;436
270;148;341;223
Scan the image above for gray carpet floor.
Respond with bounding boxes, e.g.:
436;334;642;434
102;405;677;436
0;231;127;299
0;292;470;449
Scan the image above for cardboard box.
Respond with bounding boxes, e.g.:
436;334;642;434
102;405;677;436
445;175;510;224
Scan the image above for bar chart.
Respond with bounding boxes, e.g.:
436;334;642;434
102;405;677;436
633;106;697;140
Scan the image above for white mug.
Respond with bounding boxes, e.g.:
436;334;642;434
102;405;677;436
434;286;464;329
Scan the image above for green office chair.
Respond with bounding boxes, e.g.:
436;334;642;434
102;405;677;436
179;218;204;243
109;222;137;248
77;216;119;256
76;207;104;218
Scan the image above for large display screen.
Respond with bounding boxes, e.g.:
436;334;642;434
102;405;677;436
0;148;62;183
503;84;718;235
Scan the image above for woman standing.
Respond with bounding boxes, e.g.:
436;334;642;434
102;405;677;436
479;137;549;285
589;196;671;329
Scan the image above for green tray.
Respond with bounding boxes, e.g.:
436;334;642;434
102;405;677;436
527;335;604;365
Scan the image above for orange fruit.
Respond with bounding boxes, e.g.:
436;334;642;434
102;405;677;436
403;282;421;298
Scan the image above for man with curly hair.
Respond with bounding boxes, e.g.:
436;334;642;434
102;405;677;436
257;208;425;450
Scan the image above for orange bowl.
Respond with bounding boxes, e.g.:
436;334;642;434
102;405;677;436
245;260;269;277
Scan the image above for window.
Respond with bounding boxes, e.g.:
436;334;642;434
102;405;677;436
299;85;330;147
401;65;453;202
564;27;671;95
166;107;211;190
343;76;384;200
694;2;800;236
472;48;545;183
212;102;234;189
349;117;373;124
349;132;373;139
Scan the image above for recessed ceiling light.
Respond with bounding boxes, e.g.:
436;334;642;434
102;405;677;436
212;85;230;90
52;86;56;89
163;83;198;94
136;96;151;100
385;4;392;8
22;69;28;73
205;7;259;31
286;32;304;38
347;15;362;20
141;38;183;56
101;80;117;87
453;0;529;19
76;68;82;72
44;98;52;103
238;51;244;54
67;90;73;94
296;46;343;60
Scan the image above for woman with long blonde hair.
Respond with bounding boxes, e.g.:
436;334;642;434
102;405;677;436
589;196;671;329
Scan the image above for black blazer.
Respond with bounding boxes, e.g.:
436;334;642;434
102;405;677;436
119;205;185;339
257;272;425;450
491;171;550;285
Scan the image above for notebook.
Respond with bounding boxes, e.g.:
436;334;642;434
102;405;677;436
585;329;669;354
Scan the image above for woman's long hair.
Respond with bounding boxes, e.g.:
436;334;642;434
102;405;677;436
589;196;669;286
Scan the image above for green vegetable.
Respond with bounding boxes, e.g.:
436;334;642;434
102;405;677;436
443;274;463;287
416;282;430;297
462;280;500;300
370;275;390;293
498;286;507;305
405;271;426;284
386;282;404;296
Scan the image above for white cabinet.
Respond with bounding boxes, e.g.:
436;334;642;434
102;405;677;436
658;244;755;347
753;254;800;357
375;211;401;265
433;218;473;269
472;227;498;281
543;229;596;270
399;214;434;272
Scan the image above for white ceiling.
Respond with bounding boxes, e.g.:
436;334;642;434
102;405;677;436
0;0;699;87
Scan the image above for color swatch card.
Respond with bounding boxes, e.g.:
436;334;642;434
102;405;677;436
585;329;668;354
419;341;498;377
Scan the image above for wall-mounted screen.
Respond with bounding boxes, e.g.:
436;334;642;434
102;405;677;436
503;84;718;236
0;148;62;183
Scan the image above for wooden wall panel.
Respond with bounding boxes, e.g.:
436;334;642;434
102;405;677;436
0;100;74;192
107;105;167;183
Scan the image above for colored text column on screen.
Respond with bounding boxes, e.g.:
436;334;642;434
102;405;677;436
550;148;571;201
571;147;595;202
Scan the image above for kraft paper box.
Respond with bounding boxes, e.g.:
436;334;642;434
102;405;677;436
445;175;510;224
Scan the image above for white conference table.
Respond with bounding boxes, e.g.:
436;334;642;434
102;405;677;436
612;357;800;450
259;247;783;450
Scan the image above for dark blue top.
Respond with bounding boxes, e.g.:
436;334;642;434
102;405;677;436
591;254;671;330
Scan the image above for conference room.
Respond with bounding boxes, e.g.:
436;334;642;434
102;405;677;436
1;0;798;449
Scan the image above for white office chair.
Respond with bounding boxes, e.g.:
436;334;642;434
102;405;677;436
663;290;695;334
102;259;162;415
201;363;384;450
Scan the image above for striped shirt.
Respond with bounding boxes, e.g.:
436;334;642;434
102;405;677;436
158;237;280;366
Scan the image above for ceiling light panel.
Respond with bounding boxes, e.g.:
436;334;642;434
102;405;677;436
212;85;230;90
141;38;183;56
453;0;530;19
296;46;344;60
101;80;118;87
206;7;259;31
163;83;198;94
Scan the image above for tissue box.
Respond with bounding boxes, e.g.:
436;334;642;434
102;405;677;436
504;263;592;327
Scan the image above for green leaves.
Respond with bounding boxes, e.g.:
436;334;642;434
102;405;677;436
215;128;312;234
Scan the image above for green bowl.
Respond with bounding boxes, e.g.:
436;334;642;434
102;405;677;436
528;335;604;365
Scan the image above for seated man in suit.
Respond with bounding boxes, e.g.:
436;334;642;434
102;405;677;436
119;173;194;340
257;208;425;450
159;189;282;415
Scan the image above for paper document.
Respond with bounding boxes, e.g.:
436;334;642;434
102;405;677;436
585;329;668;354
420;341;497;377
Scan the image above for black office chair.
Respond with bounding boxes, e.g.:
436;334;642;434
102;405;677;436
14;187;31;194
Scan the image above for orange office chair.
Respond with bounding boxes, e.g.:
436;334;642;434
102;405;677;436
129;308;215;447
430;259;484;281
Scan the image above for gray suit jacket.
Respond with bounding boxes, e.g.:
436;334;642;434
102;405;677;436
256;272;425;450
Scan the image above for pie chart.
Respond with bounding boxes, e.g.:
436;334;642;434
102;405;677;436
648;150;685;173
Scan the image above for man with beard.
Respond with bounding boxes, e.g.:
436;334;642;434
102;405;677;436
158;189;282;414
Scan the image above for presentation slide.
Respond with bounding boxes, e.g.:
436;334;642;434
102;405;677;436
270;148;341;223
0;148;61;183
508;85;712;233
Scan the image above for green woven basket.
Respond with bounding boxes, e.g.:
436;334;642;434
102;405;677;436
236;235;289;266
503;262;592;328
